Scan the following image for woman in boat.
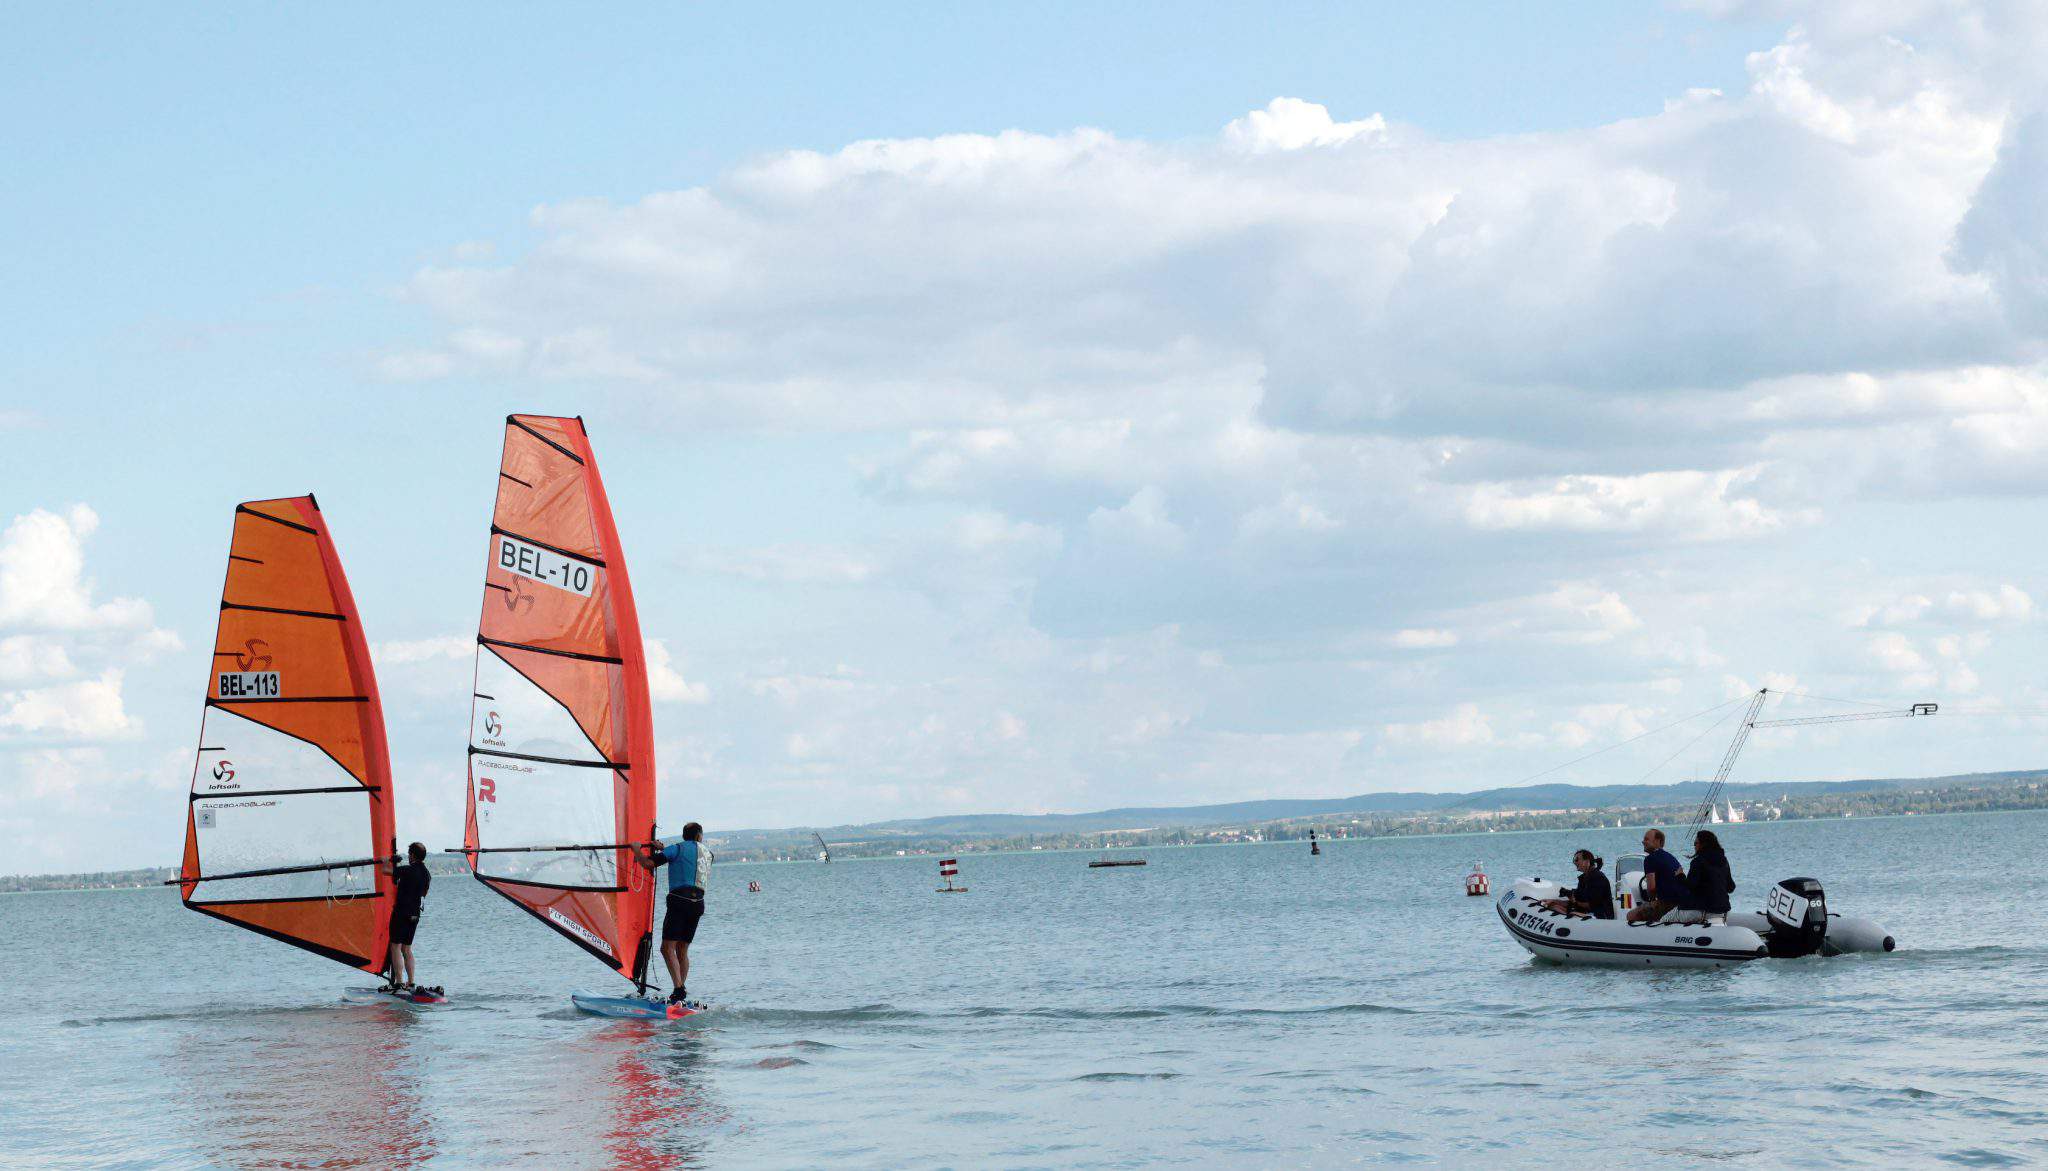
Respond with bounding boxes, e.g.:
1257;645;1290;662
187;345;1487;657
1539;849;1614;919
1671;830;1736;924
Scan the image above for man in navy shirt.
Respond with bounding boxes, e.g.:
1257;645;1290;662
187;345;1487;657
1627;828;1690;924
380;842;432;992
636;822;711;1004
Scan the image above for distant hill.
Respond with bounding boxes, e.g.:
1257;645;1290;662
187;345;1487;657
1439;769;2048;812
719;768;2048;847
715;791;1447;846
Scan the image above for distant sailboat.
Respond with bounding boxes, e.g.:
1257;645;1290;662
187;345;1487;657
814;832;831;864
1724;801;1745;823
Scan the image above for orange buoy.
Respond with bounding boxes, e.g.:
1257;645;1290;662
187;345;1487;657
1465;863;1489;897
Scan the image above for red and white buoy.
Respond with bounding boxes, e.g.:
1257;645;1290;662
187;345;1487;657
747;880;761;893
1465;862;1490;897
937;857;967;893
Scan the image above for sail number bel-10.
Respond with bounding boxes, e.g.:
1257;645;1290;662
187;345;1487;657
498;535;596;598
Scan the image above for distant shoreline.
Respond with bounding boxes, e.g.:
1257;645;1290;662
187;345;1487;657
18;803;2045;893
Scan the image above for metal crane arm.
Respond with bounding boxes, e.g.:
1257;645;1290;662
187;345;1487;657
1753;703;1937;729
1687;693;1936;841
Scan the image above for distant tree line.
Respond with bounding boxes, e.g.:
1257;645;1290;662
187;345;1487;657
9;780;2048;890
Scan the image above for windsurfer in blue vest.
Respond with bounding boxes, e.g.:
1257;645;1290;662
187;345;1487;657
636;822;710;1004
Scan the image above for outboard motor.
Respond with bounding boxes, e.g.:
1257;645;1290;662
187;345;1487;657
1763;877;1829;957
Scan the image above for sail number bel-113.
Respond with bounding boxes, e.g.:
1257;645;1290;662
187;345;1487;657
217;671;281;699
497;535;596;597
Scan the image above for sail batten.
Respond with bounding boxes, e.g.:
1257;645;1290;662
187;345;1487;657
463;415;657;986
179;495;396;973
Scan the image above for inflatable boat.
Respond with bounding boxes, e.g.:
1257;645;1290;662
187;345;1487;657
1496;854;1895;969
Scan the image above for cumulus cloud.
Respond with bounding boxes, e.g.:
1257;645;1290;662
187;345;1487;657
0;670;136;741
0;506;156;631
0;507;175;755
1867;632;1933;676
1085;487;1187;555
1384;703;1495;749
0;636;77;685
375;7;2048;582
330;3;2048;830
1392;628;1459;649
685;545;878;585
1462;468;1807;540
645;638;711;704
372;635;474;665
1945;585;2033;622
1223;97;1390;152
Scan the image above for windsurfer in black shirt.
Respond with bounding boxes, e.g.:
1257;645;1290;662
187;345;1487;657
381;842;432;992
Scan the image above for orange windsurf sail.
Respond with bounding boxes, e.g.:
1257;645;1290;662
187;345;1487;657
179;496;396;972
463;415;658;985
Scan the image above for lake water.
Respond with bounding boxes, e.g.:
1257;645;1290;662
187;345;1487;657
6;809;2047;1168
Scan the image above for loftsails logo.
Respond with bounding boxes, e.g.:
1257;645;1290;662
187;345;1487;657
234;639;273;671
480;709;506;749
502;581;535;614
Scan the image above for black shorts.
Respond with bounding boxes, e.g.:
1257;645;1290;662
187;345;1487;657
662;889;705;943
389;906;421;946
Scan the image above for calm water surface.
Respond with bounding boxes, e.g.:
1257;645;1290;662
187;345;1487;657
5;810;2047;1168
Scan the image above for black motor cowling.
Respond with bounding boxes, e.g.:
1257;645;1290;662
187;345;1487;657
1763;877;1828;958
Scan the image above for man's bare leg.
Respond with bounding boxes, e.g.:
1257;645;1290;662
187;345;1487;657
662;941;685;990
387;944;404;988
676;943;690;994
398;944;416;987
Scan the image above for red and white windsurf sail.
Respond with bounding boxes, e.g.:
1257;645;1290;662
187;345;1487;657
463;415;657;985
179;496;396;972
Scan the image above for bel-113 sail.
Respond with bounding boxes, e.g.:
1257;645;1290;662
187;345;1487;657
463;415;658;986
179;496;396;971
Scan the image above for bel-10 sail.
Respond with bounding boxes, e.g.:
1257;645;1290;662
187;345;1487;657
463;415;658;985
179;496;396;971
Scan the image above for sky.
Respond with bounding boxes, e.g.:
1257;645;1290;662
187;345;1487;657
6;1;2048;874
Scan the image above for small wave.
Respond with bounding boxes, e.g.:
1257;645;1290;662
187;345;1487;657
753;1056;808;1070
62;1003;358;1027
723;1004;926;1024
1936;1148;2028;1167
1241;1002;1420;1019
1073;1071;1181;1082
967;1002;1415;1022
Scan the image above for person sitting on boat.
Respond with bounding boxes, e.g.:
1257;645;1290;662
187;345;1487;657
1666;829;1736;925
636;822;711;1005
1626;828;1690;924
1539;849;1614;918
380;842;431;992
